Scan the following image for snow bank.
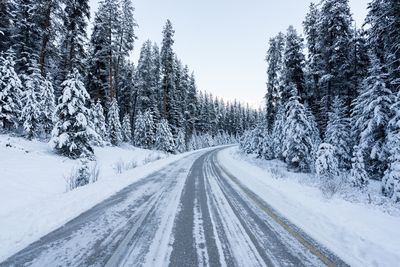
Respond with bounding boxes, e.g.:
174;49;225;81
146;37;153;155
0;134;203;261
218;146;400;267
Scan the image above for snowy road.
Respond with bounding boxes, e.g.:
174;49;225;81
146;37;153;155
2;147;347;267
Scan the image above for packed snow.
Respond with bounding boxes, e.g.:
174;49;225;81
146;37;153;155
0;134;206;261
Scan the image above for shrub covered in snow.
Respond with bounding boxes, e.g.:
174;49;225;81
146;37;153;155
65;160;96;191
315;143;342;197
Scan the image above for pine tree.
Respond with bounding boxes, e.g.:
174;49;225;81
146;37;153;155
118;61;135;118
261;129;274;160
316;143;341;196
354;55;392;178
0;0;16;53
122;113;132;143
282;85;315;172
160;20;176;123
40;76;56;135
135;40;158;116
325;96;352;170
87;0;121;102
155;119;175;153
350;145;369;188
20;63;43;139
317;0;354;133
50;69;94;159
13;0;41;73
316;143;340;182
133;111;155;149
303;3;321;117
114;0;137;95
91;100;108;142
107;98;123;146
265;32;285;131
151;43;162;122
175;128;186;153
271;103;286;159
382;90;400;201
36;0;62;77
58;0;90;92
0;53;23;131
365;0;400;93
186;72;198;141
281;26;306;104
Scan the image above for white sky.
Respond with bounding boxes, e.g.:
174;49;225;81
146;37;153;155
89;0;369;108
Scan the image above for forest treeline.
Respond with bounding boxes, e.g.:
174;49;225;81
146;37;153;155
0;0;260;158
241;0;400;201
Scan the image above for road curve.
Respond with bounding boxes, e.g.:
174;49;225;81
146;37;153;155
1;147;348;267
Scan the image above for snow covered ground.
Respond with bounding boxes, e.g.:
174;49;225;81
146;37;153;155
218;146;400;267
0;134;204;261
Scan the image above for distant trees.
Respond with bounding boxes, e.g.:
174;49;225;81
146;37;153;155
0;2;260;160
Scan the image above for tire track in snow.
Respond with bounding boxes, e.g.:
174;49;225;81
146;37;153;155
169;151;221;267
203;155;268;267
213;150;349;267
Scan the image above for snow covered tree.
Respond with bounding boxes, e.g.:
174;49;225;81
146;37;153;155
175;128;186;153
118;61;135;118
72;159;91;189
365;0;400;93
87;0;121;101
282;85;315;172
271;104;286;159
12;0;41;73
154;119;175;153
316;143;341;196
0;53;23;131
350;145;369;189
281;26;306;104
325;96;352;170
185;72;198;140
91;100;108;143
303;2;321;117
265;32;285;131
260;126;274;160
114;0;137;93
37;1;62;75
316;143;340;180
58;0;90;91
382;90;400;201
122;113;132;143
50;69;94;159
107;98;123;146
133;111;155;148
316;0;354;133
40;76;56;135
353;55;392;178
160;20;176;122
20;63;43;139
0;0;16;53
135;40;160;117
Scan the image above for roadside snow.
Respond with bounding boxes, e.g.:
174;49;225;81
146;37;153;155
218;146;400;267
0;134;203;261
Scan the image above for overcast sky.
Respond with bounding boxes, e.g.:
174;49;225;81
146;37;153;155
89;0;369;108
